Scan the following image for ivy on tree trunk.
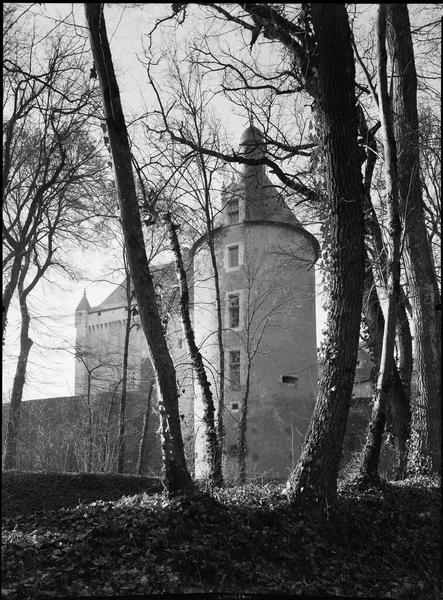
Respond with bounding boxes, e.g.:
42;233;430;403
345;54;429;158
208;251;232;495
164;211;223;488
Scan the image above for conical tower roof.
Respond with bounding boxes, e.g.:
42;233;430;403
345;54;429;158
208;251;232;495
239;124;266;151
75;289;91;312
235;124;302;226
196;124;319;259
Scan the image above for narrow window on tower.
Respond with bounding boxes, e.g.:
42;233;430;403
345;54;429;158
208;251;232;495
228;245;239;268
228;293;240;328
227;198;239;224
229;350;241;390
225;242;243;272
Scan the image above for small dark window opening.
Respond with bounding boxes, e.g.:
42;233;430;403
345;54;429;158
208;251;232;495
231;402;239;410
282;375;298;385
98;311;101;316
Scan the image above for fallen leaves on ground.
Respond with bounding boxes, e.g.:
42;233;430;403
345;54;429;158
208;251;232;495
1;474;440;598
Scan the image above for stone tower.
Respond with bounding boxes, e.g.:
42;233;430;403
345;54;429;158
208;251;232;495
74;289;91;395
192;125;319;481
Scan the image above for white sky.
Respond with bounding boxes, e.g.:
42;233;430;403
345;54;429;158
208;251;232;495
3;3;438;402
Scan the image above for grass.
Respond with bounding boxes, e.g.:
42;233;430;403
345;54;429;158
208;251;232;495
1;471;441;598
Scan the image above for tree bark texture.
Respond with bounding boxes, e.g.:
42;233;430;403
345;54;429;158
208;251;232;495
2;262;33;470
2;253;23;343
209;238;226;463
86;372;93;472
286;4;366;510
358;5;402;483
84;3;194;495
396;288;413;403
237;363;251;485
164;212;223;487
386;4;441;474
117;270;131;474
361;266;410;478
359;93;413;443
137;383;154;476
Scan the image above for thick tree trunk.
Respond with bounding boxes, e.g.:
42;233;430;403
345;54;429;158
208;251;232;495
164;212;223;487
117;271;131;474
386;4;441;474
137;383;154;476
286;4;366;510
237;363;251;485
358;5;402;484
2;253;23;343
2;271;33;470
84;3;194;496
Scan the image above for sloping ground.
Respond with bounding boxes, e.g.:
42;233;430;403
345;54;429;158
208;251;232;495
1;473;440;598
1;471;162;518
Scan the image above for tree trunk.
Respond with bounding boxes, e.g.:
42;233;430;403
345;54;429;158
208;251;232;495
164;211;223;487
2;266;33;470
2;253;23;343
386;4;441;475
362;266;410;479
209;236;226;466
358;86;413;472
102;379;121;471
84;3;194;496
137;382;154;476
357;5;402;484
286;4;366;511
86;373;93;472
117;270;131;474
396;288;413;403
237;362;251;485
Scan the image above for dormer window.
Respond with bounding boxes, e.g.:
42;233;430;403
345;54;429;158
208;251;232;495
227;198;239;224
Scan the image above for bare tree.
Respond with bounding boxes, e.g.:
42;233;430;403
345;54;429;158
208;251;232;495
386;4;441;475
141;52;230;464
84;3;195;496
356;5;402;484
164;210;223;487
2;9;104;340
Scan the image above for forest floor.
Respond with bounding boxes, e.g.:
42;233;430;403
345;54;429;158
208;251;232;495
1;471;440;599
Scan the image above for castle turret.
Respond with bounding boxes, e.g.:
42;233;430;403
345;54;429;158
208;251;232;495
74;290;90;395
192;125;319;481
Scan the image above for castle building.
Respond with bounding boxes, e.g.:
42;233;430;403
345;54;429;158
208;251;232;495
74;125;320;481
192;125;319;480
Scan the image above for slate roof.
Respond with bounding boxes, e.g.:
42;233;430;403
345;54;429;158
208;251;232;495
75;290;91;312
